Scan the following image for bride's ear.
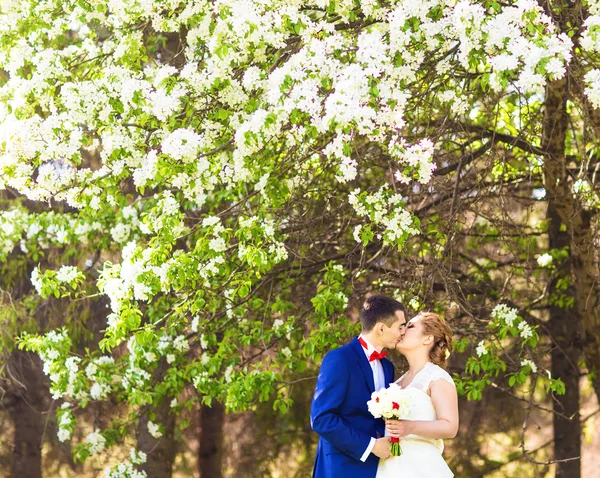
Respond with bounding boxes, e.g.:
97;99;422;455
423;335;434;345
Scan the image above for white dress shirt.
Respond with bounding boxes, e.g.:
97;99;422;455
358;335;387;462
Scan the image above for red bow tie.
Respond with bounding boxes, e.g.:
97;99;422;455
358;337;388;362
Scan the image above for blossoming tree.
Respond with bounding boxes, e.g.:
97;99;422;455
1;0;599;476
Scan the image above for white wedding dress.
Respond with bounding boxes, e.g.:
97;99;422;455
376;362;455;478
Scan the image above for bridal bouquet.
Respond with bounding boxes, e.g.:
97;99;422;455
367;384;413;456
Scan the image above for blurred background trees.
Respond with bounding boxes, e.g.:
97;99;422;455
1;0;600;477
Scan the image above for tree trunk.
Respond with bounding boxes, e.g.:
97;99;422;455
545;84;600;400
543;0;600;405
9;350;46;478
138;360;176;478
547;204;582;477
138;397;176;478
199;400;224;478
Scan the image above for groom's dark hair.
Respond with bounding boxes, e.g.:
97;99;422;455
360;294;405;331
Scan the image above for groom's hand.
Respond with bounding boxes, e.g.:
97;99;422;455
372;437;391;459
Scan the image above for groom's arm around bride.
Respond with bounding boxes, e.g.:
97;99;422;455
310;295;407;478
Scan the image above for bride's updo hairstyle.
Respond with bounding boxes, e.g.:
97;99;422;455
419;312;453;369
360;294;405;331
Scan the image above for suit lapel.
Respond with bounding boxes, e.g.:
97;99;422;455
382;358;394;387
350;337;375;393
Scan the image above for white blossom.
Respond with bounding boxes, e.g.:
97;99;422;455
162;129;202;162
147;420;162;439
31;267;43;295
129;448;147;465
89;379;111;400
58;427;71;442
491;304;519;327
56;265;80;283
86;430;107;454
208;237;227;253
536;253;553;267
517;321;534;339
199;334;208;349
106;463;147;478
173;335;189;352
255;173;270;191
65;356;80;374
224;365;234;383
202;216;221;228
353;225;363;243
521;359;538;373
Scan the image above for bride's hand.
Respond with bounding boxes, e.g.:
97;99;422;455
385;419;414;438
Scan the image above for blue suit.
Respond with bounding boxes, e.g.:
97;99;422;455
311;337;395;478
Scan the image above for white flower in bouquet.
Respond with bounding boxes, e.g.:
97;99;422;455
386;384;413;418
378;389;395;417
367;389;386;417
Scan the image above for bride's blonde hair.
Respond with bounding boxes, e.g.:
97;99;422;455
418;312;453;369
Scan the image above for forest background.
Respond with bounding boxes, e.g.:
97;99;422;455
1;0;600;477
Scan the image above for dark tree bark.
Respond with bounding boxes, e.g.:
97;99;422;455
9;350;46;478
198;400;224;478
547;204;583;477
540;8;588;470
138;361;176;478
138;397;176;478
543;0;600;406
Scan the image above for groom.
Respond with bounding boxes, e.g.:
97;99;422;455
310;294;407;478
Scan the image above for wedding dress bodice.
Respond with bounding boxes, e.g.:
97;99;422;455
376;362;455;478
397;361;454;394
385;362;455;451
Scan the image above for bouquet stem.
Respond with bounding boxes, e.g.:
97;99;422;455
390;437;402;456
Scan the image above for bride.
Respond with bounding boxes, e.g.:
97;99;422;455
376;312;458;478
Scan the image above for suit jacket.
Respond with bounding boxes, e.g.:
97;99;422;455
310;337;395;478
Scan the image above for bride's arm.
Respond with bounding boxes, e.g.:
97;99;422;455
386;379;459;440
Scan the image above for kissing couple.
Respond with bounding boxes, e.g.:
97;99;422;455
310;294;458;478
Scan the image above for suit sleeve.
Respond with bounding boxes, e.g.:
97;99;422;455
310;350;373;460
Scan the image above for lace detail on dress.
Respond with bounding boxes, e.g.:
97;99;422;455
397;362;455;393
